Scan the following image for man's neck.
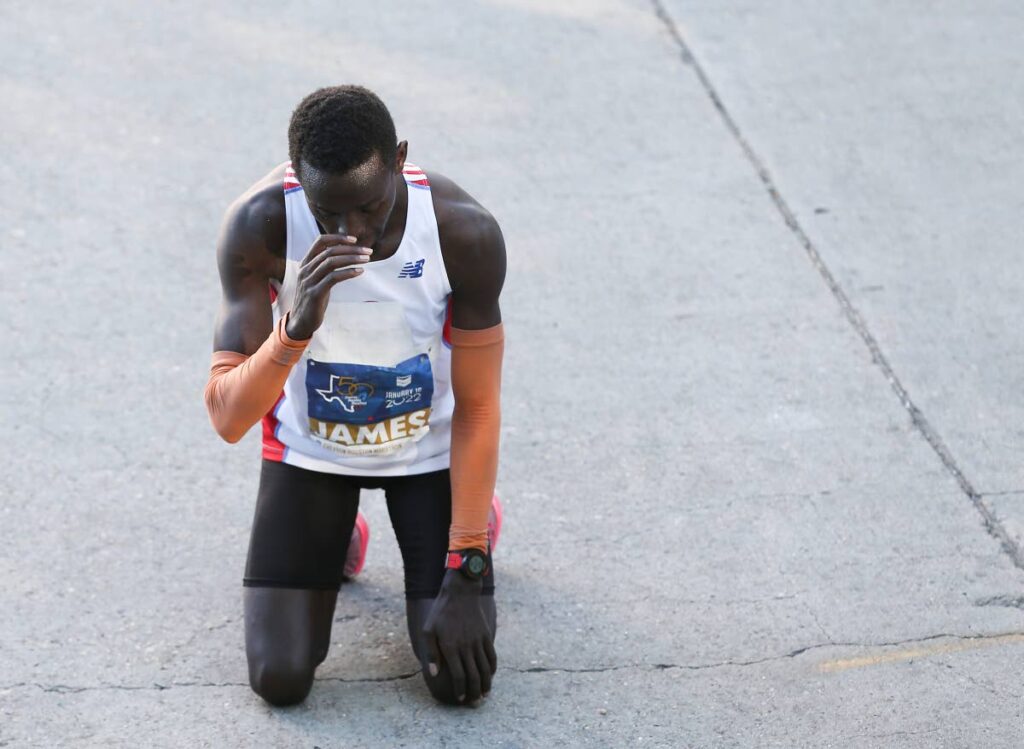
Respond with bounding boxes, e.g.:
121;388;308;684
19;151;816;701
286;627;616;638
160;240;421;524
371;179;410;261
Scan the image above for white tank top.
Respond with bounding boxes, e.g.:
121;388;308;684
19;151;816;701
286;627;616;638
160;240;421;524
263;162;455;476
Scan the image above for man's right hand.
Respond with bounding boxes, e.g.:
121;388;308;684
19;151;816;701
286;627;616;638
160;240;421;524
285;235;373;340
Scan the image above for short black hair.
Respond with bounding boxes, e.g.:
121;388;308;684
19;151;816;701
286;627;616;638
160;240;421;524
288;85;397;175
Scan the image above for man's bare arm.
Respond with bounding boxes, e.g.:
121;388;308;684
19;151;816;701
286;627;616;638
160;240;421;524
212;189;282;355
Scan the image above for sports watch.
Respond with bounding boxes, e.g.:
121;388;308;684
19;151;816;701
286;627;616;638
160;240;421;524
446;549;490;581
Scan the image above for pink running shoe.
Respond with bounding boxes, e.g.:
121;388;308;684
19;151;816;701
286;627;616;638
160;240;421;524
343;512;370;579
488;494;503;553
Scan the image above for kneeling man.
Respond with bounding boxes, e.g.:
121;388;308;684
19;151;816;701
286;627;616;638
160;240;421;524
204;85;505;707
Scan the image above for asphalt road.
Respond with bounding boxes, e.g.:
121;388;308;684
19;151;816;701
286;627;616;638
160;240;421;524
2;1;1022;746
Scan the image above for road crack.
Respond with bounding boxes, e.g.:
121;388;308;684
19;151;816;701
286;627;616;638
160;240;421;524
0;671;421;695
974;594;1024;609
5;631;1021;695
506;630;1024;675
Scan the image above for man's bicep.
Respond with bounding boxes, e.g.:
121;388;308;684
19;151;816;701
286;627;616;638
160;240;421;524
212;202;275;355
449;219;506;331
212;288;274;355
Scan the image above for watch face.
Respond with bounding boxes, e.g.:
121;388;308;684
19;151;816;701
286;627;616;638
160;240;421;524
467;555;487;576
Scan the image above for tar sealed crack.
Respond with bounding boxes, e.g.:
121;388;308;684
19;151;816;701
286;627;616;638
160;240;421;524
975;594;1024;609
0;671;421;695
507;630;1024;675
5;632;1021;694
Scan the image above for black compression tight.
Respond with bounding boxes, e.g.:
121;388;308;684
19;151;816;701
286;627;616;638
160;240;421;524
244;459;495;596
242;460;496;706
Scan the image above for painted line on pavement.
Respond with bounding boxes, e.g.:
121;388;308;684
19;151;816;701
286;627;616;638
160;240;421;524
818;633;1024;672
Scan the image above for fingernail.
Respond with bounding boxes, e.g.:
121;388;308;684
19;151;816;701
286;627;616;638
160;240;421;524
346;235;357;242
428;663;438;677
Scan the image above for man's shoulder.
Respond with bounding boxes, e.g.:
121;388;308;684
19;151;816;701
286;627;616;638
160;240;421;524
220;163;289;261
425;170;504;277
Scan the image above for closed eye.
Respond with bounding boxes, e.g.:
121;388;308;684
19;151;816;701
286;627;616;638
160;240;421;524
312;203;340;217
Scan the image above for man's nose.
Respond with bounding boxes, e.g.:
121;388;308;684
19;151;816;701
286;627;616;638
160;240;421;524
336;213;365;239
321;214;367;241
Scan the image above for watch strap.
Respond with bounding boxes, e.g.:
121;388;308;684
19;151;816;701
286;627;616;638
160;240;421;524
446;551;465;570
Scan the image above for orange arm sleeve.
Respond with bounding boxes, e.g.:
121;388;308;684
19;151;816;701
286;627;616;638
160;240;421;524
204;316;309;443
448;323;504;552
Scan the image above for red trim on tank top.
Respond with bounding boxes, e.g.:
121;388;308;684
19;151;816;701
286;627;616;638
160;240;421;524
403;163;430;187
262;392;287;461
284;162;301;191
442;296;454;348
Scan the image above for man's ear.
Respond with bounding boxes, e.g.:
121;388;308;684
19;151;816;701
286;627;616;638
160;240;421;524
395;140;409;173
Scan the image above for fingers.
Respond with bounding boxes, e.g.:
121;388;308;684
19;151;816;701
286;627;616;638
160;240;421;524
483;635;498;675
305;252;372;287
441;644;465;702
423;630;442;678
461;648;482;703
475;641;493;697
300;245;373;283
300;234;357;265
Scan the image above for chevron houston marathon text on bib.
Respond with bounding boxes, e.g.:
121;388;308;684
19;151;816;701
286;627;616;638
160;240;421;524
264;162;456;476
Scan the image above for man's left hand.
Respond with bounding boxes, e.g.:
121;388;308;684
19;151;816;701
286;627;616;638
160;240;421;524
422;569;497;704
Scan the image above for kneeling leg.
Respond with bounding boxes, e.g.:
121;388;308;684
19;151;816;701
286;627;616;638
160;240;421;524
244;587;338;706
385;469;498;705
242;460;359;706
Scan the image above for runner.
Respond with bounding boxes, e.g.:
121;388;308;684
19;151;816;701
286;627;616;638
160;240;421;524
204;85;505;707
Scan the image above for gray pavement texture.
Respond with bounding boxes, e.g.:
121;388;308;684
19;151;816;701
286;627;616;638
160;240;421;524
1;0;1022;746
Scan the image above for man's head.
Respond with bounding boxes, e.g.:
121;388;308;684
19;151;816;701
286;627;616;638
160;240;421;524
288;85;407;247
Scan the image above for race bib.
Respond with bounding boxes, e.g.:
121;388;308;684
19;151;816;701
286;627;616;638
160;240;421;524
305;353;434;456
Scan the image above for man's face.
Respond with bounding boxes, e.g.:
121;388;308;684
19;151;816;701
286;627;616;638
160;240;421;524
298;145;406;249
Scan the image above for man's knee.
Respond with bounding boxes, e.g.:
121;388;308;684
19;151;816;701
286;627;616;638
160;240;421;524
243;587;336;706
248;654;315;707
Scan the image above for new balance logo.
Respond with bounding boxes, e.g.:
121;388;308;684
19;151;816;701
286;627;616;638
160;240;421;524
398;259;425;278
